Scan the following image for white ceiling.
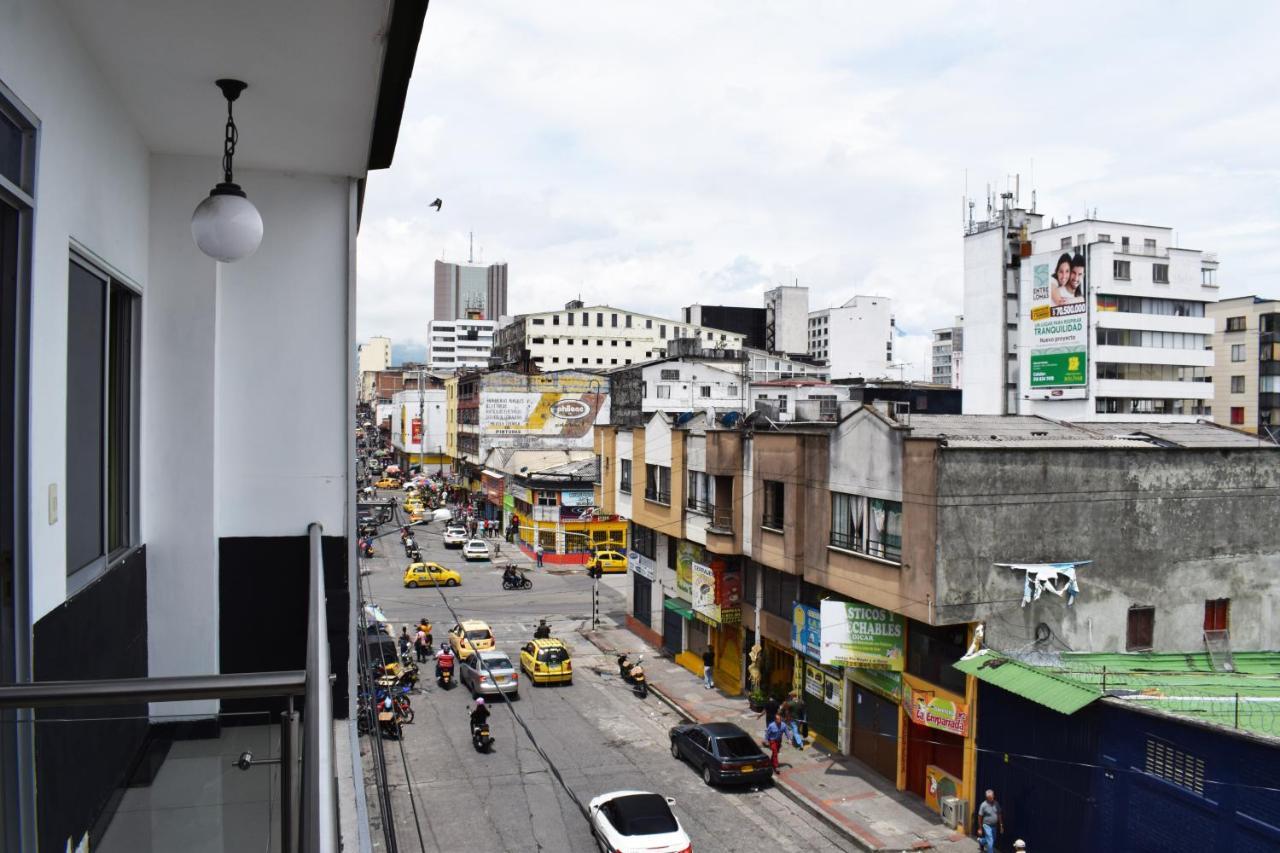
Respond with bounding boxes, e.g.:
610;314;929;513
58;0;394;176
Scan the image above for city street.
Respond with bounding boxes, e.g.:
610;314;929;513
358;503;859;853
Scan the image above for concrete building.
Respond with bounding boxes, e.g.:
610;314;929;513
765;285;810;354
489;302;747;372
964;210;1220;420
358;335;392;374
434;258;507;321
1207;295;1280;437
808;295;895;380
426;315;496;371
683;303;768;350
931;317;963;388
388;387;450;471
0;0;426;848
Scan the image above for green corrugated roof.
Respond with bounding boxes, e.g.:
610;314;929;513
954;650;1102;714
663;598;694;620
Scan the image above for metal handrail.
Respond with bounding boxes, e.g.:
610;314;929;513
0;671;304;709
303;521;337;852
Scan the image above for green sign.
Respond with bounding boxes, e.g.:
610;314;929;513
847;667;902;701
818;600;905;670
1030;350;1087;387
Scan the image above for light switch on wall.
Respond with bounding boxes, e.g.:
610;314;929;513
48;483;57;524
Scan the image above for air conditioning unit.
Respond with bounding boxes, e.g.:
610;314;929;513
940;796;968;831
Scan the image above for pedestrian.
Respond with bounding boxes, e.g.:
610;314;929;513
535;544;544;568
398;626;411;659
765;717;785;771
782;692;805;748
702;648;714;689
763;694;780;725
976;789;1003;853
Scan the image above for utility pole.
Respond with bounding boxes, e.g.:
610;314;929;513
417;368;425;475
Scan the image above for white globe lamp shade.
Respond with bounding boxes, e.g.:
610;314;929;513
191;189;263;262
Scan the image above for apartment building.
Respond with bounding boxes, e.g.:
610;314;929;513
358;335;392;374
0;0;426;848
489;301;747;371
808;295;896;380
1208;295;1280;436
931;317;963;387
426;316;496;370
964;211;1220;420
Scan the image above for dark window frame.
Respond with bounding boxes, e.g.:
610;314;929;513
1127;606;1155;651
619;458;632;494
761;479;785;530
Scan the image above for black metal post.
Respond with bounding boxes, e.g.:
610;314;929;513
281;701;300;853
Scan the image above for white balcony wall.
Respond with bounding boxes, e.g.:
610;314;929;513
1094;345;1215;368
1095;379;1215;400
1094;313;1214;335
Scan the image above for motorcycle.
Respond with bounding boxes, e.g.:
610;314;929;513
407;544;423;562
471;714;493;752
436;657;455;688
359;537;374;558
403;536;419;558
375;683;414;723
618;653;648;699
501;572;532;590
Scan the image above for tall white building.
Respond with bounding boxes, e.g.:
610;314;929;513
358;335;391;374
764;285;810;354
808;295;895;380
963;210;1219;421
427;317;495;371
490;302;747;371
931;316;963;387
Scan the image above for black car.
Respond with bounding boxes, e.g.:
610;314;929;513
669;722;773;786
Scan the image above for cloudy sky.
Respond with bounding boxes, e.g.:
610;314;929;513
358;1;1280;376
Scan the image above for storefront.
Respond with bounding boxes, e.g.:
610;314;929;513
791;603;844;751
481;470;504;523
661;597;691;657
848;668;901;783
902;673;968;806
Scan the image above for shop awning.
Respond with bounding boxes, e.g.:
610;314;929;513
952;650;1100;715
482;469;505;480
663;598;694;621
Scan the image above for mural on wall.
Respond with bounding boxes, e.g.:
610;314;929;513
479;373;610;448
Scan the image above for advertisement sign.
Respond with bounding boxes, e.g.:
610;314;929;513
674;540;704;601
791;603;821;661
478;373;610;448
903;679;969;737
925;765;963;814
718;569;742;606
691;562;719;622
560;490;595;507
819;600;905;670
847;667;902;702
628;551;656;581
805;662;842;710
481;472;504;506
507;483;532;504
1023;247;1089;399
411;418;422;445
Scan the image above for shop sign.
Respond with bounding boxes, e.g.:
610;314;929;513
628;550;656;581
790;603;821;661
560;490;595;507
719;606;741;625
903;680;969;737
847;667;902;702
925;765;963;814
805;663;842;710
675;540;704;602
819;600;905;671
507;483;532;503
691;561;719;623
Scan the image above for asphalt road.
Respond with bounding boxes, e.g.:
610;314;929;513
356;501;858;853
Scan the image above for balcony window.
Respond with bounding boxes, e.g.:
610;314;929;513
644;464;671;504
830;492;902;563
67;257;140;581
619;459;632;493
1226;316;1247;332
761;480;785;530
686;471;711;514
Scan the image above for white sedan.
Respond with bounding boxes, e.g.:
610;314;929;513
442;526;468;548
588;791;691;853
462;539;490;561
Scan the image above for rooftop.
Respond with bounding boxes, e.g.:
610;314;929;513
904;415;1271;449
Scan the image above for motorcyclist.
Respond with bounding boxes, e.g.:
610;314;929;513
618;653;632;681
470;697;490;730
503;564;523;586
533;619;551;639
436;645;455;679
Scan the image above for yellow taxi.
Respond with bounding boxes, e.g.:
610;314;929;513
448;620;496;658
374;477;401;489
403;498;425;515
519;638;573;685
402;562;461;588
585;549;628;574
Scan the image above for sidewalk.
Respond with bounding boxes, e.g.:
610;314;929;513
580;624;976;853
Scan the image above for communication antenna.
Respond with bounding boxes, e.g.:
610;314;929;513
468;231;474;264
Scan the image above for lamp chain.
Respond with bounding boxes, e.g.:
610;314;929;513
222;98;238;185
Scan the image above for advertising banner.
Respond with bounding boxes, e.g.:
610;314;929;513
691;562;719;622
411;418;422;445
1023;247;1089;399
847;667;902;702
925;765;963;814
819;600;905;670
627;551;656;581
903;678;969;737
507;483;532;504
478;374;609;447
791;603;821;661
675;540;704;601
560;490;595;507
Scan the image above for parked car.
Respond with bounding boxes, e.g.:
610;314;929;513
588;791;690;853
459;649;519;698
519;638;572;685
462;539;491;561
448;620;496;658
669;722;773;787
402;562;461;588
443;526;468;548
586;549;628;574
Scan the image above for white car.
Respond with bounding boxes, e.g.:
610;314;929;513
443;526;468;548
462;539;490;561
588;791;690;853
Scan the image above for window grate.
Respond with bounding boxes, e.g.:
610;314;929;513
1143;739;1205;796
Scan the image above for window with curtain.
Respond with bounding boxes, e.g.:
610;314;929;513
830;492;900;563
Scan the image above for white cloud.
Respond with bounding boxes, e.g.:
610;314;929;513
359;1;1280;357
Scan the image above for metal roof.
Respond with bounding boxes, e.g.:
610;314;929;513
953;650;1102;714
904;415;1277;449
1082;422;1276;449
